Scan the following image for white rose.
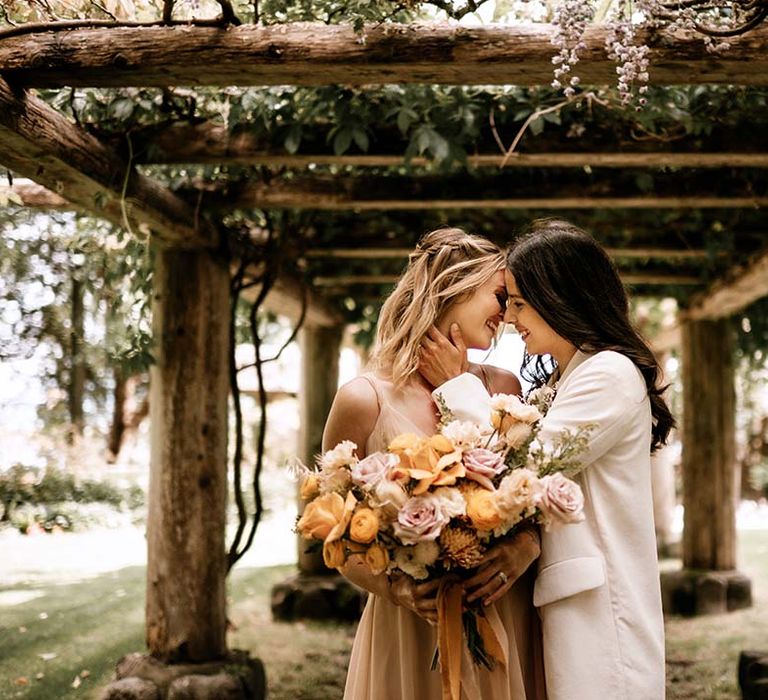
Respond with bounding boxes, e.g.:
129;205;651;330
431;487;467;519
503;422;533;449
489;393;542;424
441;420;484;449
369;479;409;520
319;440;358;471
495;468;541;531
393;541;440;580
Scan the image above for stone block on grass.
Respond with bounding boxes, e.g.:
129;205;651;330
98;677;160;700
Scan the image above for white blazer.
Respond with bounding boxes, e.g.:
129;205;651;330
434;350;665;700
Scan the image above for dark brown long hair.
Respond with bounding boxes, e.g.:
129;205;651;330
507;218;675;452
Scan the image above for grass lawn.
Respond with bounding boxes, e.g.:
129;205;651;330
1;531;767;700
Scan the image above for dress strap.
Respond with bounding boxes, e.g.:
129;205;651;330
359;373;383;413
478;364;494;395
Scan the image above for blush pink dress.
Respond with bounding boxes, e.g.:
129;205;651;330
343;373;546;700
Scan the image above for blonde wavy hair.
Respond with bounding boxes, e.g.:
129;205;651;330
371;228;504;387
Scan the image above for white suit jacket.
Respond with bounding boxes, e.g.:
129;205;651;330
434;350;665;700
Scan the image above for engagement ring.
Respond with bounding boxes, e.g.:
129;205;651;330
497;571;508;584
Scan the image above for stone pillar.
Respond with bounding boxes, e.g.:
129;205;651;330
271;323;365;621
297;325;344;573
660;316;752;616
681;317;737;571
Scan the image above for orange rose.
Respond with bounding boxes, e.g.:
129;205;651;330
297;491;357;542
323;539;346;569
300;474;320;500
350;508;380;544
365;543;389;575
466;489;503;532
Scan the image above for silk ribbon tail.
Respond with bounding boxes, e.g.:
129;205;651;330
437;579;464;700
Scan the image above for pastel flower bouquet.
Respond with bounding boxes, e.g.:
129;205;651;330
295;386;592;698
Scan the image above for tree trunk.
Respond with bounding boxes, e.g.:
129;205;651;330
106;367;127;462
681;317;737;570
68;274;85;441
297;324;344;575
146;247;230;662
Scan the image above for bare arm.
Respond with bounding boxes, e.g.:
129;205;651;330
322;377;440;620
322;376;379;458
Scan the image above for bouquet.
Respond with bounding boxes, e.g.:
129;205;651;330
295;386;592;699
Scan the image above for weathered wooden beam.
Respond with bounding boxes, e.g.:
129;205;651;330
212;174;768;210
260;277;343;328
684;245;768;320
1;23;768;88
304;247;717;259
130;123;768;169
313;273;703;286
0;76;217;248
0;180;69;208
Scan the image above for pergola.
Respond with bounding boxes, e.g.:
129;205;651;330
1;18;766;698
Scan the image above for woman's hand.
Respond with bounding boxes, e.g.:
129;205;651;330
418;324;468;387
388;573;441;624
463;527;541;607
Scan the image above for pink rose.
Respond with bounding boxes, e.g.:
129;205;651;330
463;448;506;490
392;494;451;545
351;452;399;488
538;473;585;529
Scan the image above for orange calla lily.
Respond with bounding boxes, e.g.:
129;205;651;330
389;433;465;495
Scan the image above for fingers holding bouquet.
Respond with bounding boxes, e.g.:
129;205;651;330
464;526;541;607
389;574;441;624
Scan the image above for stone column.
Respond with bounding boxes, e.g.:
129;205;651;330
661;316;751;616
271;323;365;621
297;325;344;573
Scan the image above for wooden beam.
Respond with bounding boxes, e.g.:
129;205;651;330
0;77;217;249
211;174;768;210
313;273;703;286
262;277;343;328
684;246;768;320
131;123;768;169
2;23;768;88
304;247;717;259
0;180;69;209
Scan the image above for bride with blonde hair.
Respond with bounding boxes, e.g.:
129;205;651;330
322;228;545;700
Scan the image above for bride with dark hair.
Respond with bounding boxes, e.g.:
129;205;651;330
421;218;673;700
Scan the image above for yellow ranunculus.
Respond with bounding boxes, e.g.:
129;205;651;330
365;542;389;575
323;539;346;569
466;489;503;532
297;491;356;542
300;473;320;500
350;508;380;544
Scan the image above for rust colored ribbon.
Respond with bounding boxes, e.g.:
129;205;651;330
437;579;464;700
436;580;508;700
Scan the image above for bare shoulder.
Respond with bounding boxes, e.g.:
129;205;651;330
481;364;523;397
322;376;380;455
